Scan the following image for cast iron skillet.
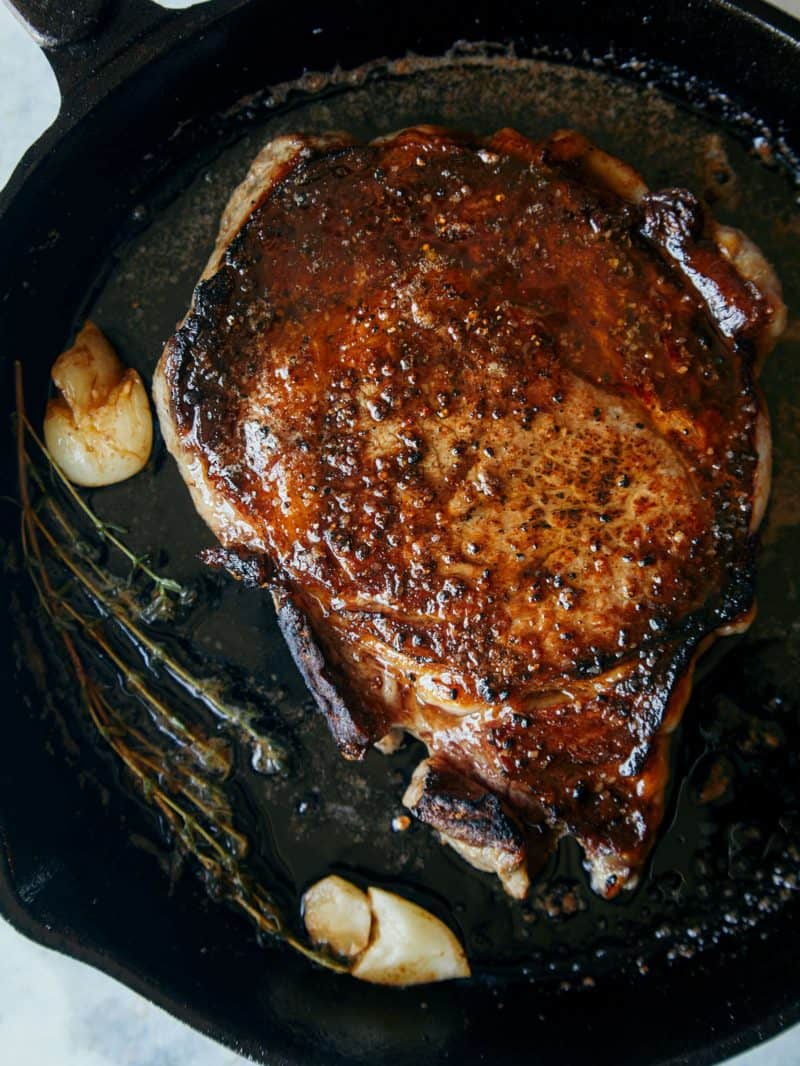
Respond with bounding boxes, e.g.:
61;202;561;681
1;1;800;1063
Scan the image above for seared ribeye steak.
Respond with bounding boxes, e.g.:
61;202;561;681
154;127;783;898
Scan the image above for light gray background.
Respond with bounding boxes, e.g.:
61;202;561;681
1;1;798;1062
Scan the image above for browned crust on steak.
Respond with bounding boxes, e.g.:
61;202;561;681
153;125;784;899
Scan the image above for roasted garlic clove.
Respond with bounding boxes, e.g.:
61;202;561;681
351;887;470;986
43;321;152;487
303;875;470;985
302;875;373;960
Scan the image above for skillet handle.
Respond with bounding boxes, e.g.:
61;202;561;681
2;0;112;46
1;0;177;98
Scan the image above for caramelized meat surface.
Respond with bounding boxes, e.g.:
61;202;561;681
154;127;783;897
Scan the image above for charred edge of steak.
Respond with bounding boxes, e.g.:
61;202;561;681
638;188;771;345
403;758;531;898
403;757;526;854
199;546;273;588
273;592;373;760
601;570;758;783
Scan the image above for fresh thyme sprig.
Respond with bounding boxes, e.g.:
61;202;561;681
23;419;289;774
21;412;189;606
14;361;345;976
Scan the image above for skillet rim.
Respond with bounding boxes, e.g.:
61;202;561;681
2;1;800;1063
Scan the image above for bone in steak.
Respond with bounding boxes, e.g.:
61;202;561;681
154;126;784;898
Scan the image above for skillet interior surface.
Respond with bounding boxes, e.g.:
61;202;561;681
2;8;800;1065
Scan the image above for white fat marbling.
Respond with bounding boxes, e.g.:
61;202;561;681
2;1;800;1062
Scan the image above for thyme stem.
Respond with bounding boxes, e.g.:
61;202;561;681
31;513;232;776
32;481;281;763
21;410;183;596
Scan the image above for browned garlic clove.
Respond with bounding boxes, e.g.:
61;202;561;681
302;876;470;985
302;875;373;960
43;321;152;487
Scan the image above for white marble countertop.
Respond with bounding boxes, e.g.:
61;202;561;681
2;2;799;1063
